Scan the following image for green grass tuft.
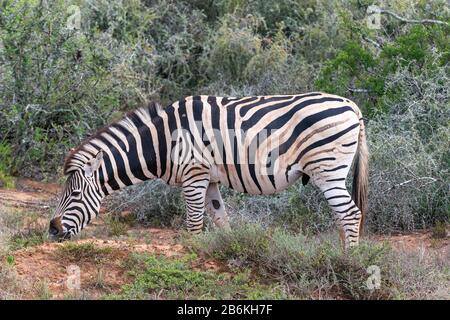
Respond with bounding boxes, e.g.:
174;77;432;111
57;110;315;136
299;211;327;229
432;221;447;239
56;242;113;263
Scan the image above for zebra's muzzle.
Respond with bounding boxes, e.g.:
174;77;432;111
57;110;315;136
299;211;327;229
48;217;71;241
48;231;72;242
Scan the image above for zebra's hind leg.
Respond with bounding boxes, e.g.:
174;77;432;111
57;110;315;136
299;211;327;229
182;175;210;234
319;183;363;249
205;182;230;229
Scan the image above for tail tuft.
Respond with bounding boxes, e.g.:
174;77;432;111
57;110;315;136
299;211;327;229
352;117;369;236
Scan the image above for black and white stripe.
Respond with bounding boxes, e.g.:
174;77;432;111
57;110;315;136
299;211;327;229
50;92;368;248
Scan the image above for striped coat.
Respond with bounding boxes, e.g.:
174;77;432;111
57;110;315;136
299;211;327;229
50;92;368;248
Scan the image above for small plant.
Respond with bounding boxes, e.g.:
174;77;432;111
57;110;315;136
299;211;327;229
0;171;15;189
432;221;447;239
105;216;129;237
94;267;106;289
4;210;49;251
0;203;52;309
6;255;15;266
34;279;52;300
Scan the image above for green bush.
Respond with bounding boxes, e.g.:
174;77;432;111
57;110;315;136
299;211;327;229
316;24;449;116
316;41;383;113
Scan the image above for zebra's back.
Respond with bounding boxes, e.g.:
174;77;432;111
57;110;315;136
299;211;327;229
163;92;362;195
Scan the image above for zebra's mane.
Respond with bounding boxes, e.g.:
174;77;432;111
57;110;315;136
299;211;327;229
63;101;163;175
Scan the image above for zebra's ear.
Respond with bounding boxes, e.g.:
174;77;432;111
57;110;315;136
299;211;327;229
83;150;103;177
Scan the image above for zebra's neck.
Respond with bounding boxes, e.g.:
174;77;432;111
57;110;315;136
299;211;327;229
65;102;167;196
97;108;167;196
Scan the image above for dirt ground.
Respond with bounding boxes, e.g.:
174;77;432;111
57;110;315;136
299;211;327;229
0;179;448;299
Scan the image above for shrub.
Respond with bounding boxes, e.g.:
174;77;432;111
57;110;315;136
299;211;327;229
104;217;129;238
100;211;137;238
316;23;449;116
106;180;185;228
187;223;450;299
201;15;263;83
143;0;209;102
0;0;157;177
367;60;449;232
315;41;384;114
432;221;447;239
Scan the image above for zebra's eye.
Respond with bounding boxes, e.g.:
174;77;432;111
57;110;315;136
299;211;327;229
72;191;82;198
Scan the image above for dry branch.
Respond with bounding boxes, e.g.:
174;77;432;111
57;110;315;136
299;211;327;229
362;35;383;48
348;88;370;93
387;177;438;192
379;9;450;26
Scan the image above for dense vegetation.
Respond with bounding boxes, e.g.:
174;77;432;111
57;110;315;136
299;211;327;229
0;0;449;233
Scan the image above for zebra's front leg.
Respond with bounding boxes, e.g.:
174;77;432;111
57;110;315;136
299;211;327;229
182;175;210;234
205;182;230;229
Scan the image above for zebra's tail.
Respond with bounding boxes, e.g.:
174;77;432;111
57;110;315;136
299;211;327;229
352;115;369;236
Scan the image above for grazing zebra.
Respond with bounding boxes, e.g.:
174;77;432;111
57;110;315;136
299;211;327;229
49;92;368;248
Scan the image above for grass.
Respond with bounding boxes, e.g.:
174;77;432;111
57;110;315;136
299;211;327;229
109;253;285;300
5;254;15;266
0;259;24;299
185;223;450;300
0;209;48;251
34;279;52;300
9;228;47;251
56;242;113;263
94;267;106;289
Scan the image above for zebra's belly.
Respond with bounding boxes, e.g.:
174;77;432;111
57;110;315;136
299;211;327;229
210;164;303;195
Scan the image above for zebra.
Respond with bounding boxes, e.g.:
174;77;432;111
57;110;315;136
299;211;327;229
49;92;368;248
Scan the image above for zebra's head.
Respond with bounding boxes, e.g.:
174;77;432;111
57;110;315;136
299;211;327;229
49;151;104;241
